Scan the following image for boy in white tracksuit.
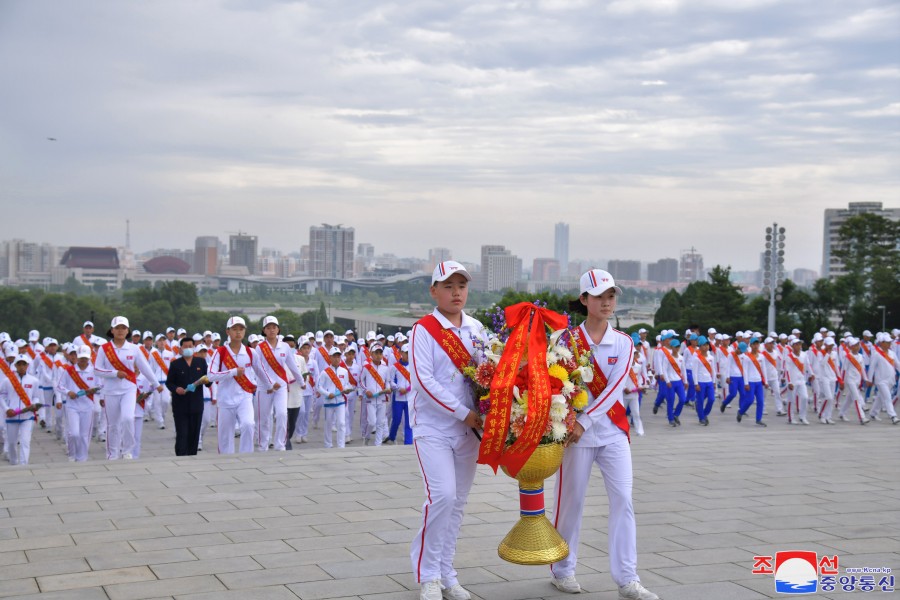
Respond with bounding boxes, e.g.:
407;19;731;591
56;346;100;461
1;355;42;465
409;261;487;600
549;269;658;600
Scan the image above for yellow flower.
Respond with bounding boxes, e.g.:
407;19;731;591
548;363;569;383
572;390;588;410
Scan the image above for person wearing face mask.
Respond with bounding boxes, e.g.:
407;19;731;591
165;338;209;456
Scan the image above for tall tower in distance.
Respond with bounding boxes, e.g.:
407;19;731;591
554;222;569;276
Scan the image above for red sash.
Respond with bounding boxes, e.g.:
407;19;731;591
392;347;401;363
843;349;864;379
417;314;471;373
573;327;629;441
318;346;330;365
81;334;91;346
747;353;766;386
662;347;683;379
394;362;411;385
102;343;136;384
151;350;169;376
696;352;714;378
363;363;387;391
324;367;344;392
259;341;287;383
63;365;94;400
339;362;358;386
732;352;744;376
217;346;256;394
40;352;54;370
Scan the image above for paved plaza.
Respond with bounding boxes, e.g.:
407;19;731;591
1;409;898;599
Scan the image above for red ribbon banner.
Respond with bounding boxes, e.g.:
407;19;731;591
477;303;569;477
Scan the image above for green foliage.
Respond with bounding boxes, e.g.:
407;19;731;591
654;289;682;326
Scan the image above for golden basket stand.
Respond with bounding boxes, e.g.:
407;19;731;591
498;443;570;565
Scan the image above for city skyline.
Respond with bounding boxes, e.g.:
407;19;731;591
2;2;898;272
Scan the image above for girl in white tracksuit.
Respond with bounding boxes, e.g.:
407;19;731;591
550;270;658;600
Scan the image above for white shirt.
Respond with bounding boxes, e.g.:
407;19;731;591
784;350;810;385
869;347;899;383
1;372;41;421
93;341;159;396
389;361;414;403
410;309;488;439
56;363;99;411
256;339;306;388
207;344;271;407
316;365;350;406
658;347;686;384
740;353;766;384
688;350;717;383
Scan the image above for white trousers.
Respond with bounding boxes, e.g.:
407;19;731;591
216;400;255;454
375;399;388;445
152;386;171;426
410;433;479;587
818;381;836;421
838;382;867;420
6;420;34;465
323;404;346;448
257;386;287;451
199;401;215;447
768;379;784;413
132;417;144;458
624;392;643;435
871;380;898;418
345;394;357;439
104;393;136;460
788;384;809;423
295;394;313;437
65;407;93;462
550;437;639;587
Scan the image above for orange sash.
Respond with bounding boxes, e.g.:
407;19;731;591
40;352;54;370
663;347;683;379
361;345;372;363
872;345;891;365
139;346;150;361
747;353;766;386
324;367;344;392
0;359;15;381
259;341;287;383
417;314;472;373
217;346;256;394
318;346;330;365
63;365;94;400
696;352;714;378
732;352;744;376
392;346;401;362
340;362;358;386
394;362;411;385
762;350;777;368
862;344;871;356
843;349;864;379
628;367;640;390
7;374;33;408
25;346;36;359
151;350;169;376
788;353;805;374
102;343;136;384
363;363;387;391
573;327;629;441
826;354;842;382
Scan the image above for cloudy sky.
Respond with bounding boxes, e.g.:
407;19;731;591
1;0;898;273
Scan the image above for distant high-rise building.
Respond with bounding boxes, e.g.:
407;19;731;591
0;240;58;282
607;260;641;281
679;248;704;283
310;224;355;279
648;258;678;283
229;233;258;275
554;223;570;276
792;268;818;288
357;243;375;258
480;245;522;292
532;258;560;282
428;247;453;270
822;202;900;279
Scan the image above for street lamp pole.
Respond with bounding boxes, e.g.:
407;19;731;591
763;224;786;334
878;305;886;331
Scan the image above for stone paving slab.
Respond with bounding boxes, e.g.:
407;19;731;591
1;405;898;598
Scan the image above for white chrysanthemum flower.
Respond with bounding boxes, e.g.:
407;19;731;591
555;346;573;360
511;403;525;419
561;381;575;396
546;348;560;365
551;422;568;441
578;366;593;383
550;402;568;421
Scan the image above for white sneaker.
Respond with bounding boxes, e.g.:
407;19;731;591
860;418;870;425
551;575;582;593
800;418;810;425
123;453;133;460
839;414;848;422
420;580;442;600
618;580;659;600
871;413;882;421
301;436;308;443
819;418;827;424
442;583;471;600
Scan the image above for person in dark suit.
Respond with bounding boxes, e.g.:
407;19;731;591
165;338;208;456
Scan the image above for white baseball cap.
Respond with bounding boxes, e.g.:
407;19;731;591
400;343;410;352
846;337;860;346
824;337;835;346
226;316;246;329
83;321;94;328
28;330;40;342
328;347;342;356
432;261;472;284
111;316;130;329
579;269;622;296
262;316;279;328
76;346;92;359
177;328;187;335
14;354;32;365
143;331;153;340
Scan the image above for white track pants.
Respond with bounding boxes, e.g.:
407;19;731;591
216;400;255;454
132;417;144;458
818;381;836;421
551;437;639;588
6;420;33;465
788;385;809;423
257;387;287;451
838;383;867;421
152;386;171;426
65;407;93;462
768;379;784;413
870;380;897;418
323;404;346;448
104;393;135;460
410;432;479;588
199;401;215;447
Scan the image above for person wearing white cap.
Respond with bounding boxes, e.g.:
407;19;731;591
720;334;746;414
339;346;361;444
93;317;163;460
73;321;95;352
386;343;414;445
256;316;307;452
207;317;272;454
816;338;841;424
148;335;175;429
408;260;487;600
761;338;785;416
784;338;812;425
867;334;899;424
1;354;42;465
56;345;100;462
292;336;317;444
34;338;63;438
549;269;657;600
315;347;350;448
833;338;873;424
360;344;391;446
689;336;717;426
